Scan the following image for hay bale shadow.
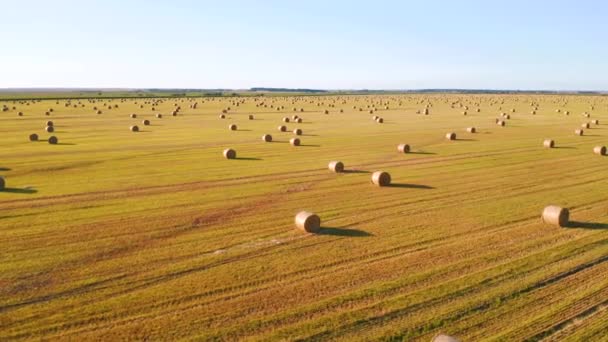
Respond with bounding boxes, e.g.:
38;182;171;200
235;157;262;161
409;151;436;155
343;170;371;174
300;144;321;147
2;187;38;194
455;138;477;141
387;183;434;189
319;227;372;237
554;146;576;149
566;221;608;229
56;143;77;146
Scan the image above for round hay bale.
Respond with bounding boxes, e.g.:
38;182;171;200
497;120;506;126
296;118;302;123
283;117;290;123
142;119;150;126
397;144;410;153
0;176;4;190
466;127;476;133
582;123;590;129
294;211;321;233
376;117;384;123
29;133;39;141
290;138;301;146
372;115;378;120
156;113;162;118
219;114;226;119
462;111;467;116
130;125;139;132
223;148;236;159
446;132;456;140
48;136;58;144
278;125;287;132
543;139;554;148
324;110;329;114
541;205;569;227
229;124;237;131
45;126;54;133
371;171;391;186
432;334;461;342
96;110;102;114
18;112;23;116
130;114;137;118
45;111;50;116
593;146;606;155
293;128;302;135
46;120;54;126
328;161;344;173
262;134;272;142
592;119;599;125
300;108;304;112
249;114;254;120
574;129;584;136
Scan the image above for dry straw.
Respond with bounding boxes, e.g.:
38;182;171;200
371;171;391;186
328;161;344;173
295;211;321;233
541;205;569;227
432;334;461;342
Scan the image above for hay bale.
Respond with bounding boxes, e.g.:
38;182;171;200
574;129;584;136
45;126;54;133
283;117;290;123
593;146;607;155
371;171;391;186
229;124;237;131
592;119;599;125
290;138;301;146
46;120;54;126
18;112;23;116
543;139;554;148
96;110;102;114
223;148;236;159
497;120;506;126
446;132;456;140
462;111;467;116
278;125;287;132
0;176;4;190
293;128;302;135
541;205;569;227
156;113;162;118
432;334;461;342
324;110;329;114
376;118;384;123
294;211;321;233
328;161;344;173
29;133;39;141
249;114;254;120
295;118;302;123
262;134;272;142
397;144;410;153
48;136;58;144
466;127;476;133
130;125;139;132
219;114;226;119
582;123;590;129
130;114;137;118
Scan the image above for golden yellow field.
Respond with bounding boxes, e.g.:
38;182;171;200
1;94;607;341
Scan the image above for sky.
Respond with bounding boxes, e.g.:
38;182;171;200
1;0;607;90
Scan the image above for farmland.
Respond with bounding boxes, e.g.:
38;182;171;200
1;94;607;341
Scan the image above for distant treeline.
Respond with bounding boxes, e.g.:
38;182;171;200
250;88;328;93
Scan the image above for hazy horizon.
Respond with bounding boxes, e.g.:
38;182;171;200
2;0;607;90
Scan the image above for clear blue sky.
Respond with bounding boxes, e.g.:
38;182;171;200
2;0;607;90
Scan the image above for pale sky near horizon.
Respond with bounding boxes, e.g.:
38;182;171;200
1;0;607;90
